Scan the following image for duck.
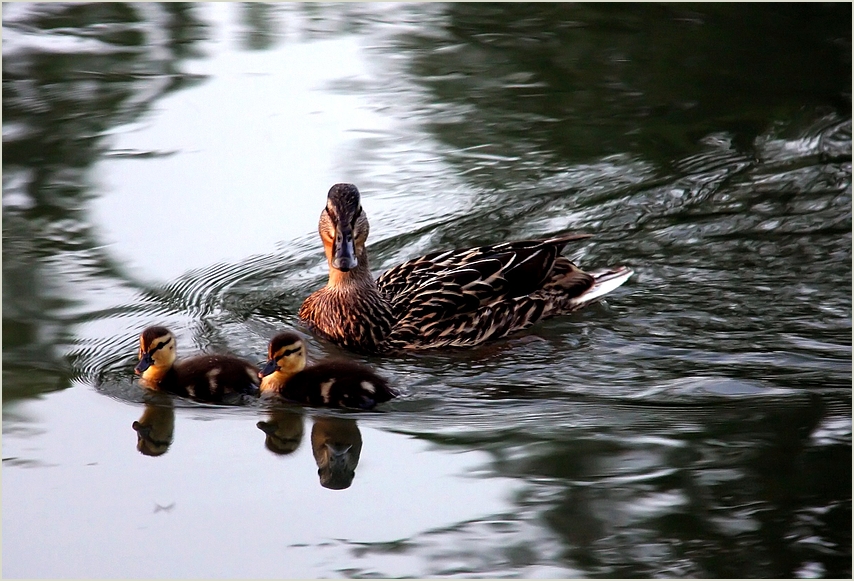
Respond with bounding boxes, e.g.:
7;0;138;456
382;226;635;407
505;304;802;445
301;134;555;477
134;326;260;403
258;331;396;410
298;183;634;354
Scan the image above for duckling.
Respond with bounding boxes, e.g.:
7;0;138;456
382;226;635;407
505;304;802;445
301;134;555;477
259;331;396;410
298;183;633;353
135;326;260;403
311;417;363;490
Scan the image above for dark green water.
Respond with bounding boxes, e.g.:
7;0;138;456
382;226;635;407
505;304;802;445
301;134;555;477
3;3;851;578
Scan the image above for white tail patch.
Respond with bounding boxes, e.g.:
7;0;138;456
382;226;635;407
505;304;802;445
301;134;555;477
569;267;633;308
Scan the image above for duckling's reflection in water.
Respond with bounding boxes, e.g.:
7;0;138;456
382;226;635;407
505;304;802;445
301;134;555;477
311;417;363;490
256;409;305;455
132;395;175;457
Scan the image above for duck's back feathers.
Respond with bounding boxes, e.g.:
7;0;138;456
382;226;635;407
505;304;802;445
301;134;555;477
281;360;396;410
165;355;260;402
377;233;592;303
376;234;601;349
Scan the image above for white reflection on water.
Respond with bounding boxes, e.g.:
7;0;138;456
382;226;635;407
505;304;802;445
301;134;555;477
92;3;394;281
2;384;519;578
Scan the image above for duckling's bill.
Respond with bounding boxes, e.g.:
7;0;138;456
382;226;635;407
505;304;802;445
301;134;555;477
135;352;155;374
259;358;279;378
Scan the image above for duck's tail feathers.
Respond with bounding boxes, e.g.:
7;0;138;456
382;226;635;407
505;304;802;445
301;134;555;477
569;266;633;308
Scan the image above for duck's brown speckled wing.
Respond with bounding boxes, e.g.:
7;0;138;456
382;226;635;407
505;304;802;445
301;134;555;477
377;234;595;349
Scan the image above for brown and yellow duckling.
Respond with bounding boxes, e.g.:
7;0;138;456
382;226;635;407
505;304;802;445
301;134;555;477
259;331;397;410
299;183;634;354
135;326;260;403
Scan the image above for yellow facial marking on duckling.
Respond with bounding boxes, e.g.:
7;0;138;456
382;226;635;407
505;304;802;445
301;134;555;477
138;332;177;384
260;339;307;394
276;342;306;376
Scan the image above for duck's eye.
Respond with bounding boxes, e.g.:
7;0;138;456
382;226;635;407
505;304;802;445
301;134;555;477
275;344;302;362
148;336;173;356
324;205;339;223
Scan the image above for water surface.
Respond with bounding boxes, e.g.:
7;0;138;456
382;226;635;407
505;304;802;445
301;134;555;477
3;3;851;578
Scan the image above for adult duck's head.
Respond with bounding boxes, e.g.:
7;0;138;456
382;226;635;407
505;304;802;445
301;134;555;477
319;183;371;280
135;326;177;384
259;331;308;394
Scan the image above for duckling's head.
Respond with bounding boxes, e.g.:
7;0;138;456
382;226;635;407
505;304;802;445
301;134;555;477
319;183;370;276
259;331;307;393
135;326;177;384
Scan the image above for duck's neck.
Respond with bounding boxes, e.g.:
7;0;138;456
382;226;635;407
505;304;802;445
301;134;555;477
260;370;295;395
141;364;171;386
302;244;394;353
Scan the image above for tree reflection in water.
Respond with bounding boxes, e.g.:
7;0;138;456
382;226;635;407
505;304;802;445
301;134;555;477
3;3;208;402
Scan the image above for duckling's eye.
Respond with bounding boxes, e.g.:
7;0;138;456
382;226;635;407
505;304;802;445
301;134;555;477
274;344;303;363
281;345;302;357
148;336;173;355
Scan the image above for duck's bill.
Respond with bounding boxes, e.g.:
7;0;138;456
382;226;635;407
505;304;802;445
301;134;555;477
259;359;279;378
332;228;357;271
135;352;154;374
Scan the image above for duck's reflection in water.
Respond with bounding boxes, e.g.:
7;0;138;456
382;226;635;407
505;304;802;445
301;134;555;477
311;416;363;490
256;409;364;489
256;409;305;455
132;395;175;457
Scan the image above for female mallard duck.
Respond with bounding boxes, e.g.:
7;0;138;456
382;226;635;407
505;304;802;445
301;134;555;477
298;183;633;353
134;326;260;403
259;331;396;410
